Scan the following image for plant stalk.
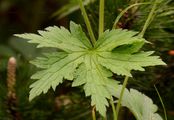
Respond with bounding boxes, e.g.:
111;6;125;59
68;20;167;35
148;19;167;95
110;99;117;120
112;2;152;29
92;106;96;120
139;0;158;37
99;0;105;37
154;85;168;120
114;0;159;119
78;0;96;46
115;76;129;120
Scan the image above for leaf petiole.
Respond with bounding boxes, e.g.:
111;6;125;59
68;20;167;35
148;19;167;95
110;99;117;120
99;0;105;37
154;85;168;120
139;0;158;37
78;0;96;46
92;106;96;120
113;2;152;29
115;76;129;120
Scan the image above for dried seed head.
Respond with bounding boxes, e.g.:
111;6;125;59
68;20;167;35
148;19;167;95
7;57;17;97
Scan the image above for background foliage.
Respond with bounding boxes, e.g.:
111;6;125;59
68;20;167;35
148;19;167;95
0;0;174;119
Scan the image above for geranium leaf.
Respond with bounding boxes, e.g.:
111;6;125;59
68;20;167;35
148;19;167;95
15;22;165;116
111;86;163;120
15;24;88;53
73;54;116;116
95;29;142;51
29;52;84;101
70;21;92;48
97;51;165;76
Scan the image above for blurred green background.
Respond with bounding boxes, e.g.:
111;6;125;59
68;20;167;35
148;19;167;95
0;0;174;120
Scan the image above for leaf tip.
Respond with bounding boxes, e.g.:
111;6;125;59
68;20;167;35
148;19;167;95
29;92;35;102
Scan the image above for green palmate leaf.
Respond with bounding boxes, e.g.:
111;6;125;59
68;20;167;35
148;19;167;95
15;24;90;52
29;52;84;101
72;54;119;116
95;29;165;77
15;22;165;116
97;51;164;77
95;29;141;51
109;86;163;120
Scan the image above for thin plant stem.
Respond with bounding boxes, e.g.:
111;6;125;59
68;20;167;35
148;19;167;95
78;0;96;46
99;0;105;37
110;99;117;120
113;1;159;120
114;1;159;119
154;85;168;120
112;2;151;120
112;2;152;29
92;106;96;120
139;0;158;37
115;76;129;120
